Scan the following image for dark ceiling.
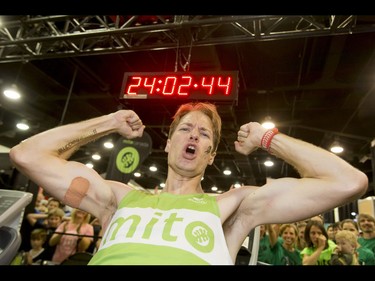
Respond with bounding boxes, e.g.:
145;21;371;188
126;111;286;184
0;15;374;197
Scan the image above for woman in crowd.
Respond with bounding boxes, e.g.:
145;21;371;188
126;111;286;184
49;208;94;264
301;220;336;265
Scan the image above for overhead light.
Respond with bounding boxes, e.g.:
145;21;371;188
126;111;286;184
16;120;29;130
104;140;114;149
134;171;141;177
223;168;231;175
85;162;94;169
3;84;21;100
264;158;274;167
149;165;157;172
330;141;344;154
261;116;275;129
92;153;101;160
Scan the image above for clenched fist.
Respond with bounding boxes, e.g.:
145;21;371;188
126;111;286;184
113;110;145;139
234;122;267;155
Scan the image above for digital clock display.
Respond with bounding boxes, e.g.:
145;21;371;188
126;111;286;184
120;71;238;102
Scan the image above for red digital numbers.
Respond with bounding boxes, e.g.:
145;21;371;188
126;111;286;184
144;77;156;94
121;71;238;101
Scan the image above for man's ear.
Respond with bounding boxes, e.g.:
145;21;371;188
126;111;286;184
208;151;216;165
165;139;171;152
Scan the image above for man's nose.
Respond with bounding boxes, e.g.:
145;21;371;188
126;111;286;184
190;131;198;141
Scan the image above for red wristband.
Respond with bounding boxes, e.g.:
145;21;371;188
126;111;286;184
261;128;279;152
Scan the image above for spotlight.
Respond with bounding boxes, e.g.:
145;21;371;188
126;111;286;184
16;119;29;130
223;168;231;175
264;158;274;167
261;116;275;129
3;84;21;100
330;141;344;154
92;153;101;160
104;140;114;149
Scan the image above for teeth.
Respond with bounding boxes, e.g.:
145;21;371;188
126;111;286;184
186;145;196;154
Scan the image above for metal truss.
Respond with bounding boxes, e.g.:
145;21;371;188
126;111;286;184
1;15;375;63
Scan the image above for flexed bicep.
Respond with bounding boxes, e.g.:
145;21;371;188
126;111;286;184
31;157;114;220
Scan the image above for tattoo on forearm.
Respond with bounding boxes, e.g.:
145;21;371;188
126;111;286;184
58;129;97;155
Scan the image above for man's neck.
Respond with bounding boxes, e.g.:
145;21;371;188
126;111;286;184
362;231;375;239
163;174;204;195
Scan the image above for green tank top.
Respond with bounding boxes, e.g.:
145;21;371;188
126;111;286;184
88;190;233;265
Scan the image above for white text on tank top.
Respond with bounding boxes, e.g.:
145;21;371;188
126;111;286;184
99;206;233;264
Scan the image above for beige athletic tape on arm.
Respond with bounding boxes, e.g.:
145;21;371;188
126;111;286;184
64;177;89;208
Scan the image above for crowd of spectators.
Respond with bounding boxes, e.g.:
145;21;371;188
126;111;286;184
11;188;375;266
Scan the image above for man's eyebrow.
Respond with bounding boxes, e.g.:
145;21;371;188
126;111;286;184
179;122;212;134
180;122;193;127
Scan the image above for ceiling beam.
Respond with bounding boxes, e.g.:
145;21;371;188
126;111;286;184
1;15;374;63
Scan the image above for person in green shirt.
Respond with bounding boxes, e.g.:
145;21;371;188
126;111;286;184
357;213;375;256
301;220;336;265
341;218;375;265
257;224;272;264
268;223;302;265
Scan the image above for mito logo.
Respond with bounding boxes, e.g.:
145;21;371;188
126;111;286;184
101;210;215;253
115;147;140;174
185;221;214;252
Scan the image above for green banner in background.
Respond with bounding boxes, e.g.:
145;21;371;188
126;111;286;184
105;132;152;183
